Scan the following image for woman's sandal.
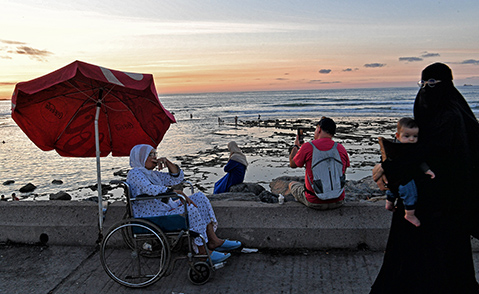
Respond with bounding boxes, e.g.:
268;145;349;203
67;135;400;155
207;251;231;264
214;240;242;252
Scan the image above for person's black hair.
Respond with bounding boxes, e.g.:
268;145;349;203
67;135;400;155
316;116;336;135
397;117;418;132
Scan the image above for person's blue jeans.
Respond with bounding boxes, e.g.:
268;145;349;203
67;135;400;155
386;180;418;210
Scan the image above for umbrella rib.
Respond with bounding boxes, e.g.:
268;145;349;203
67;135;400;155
54;80;111;146
102;92;162;147
55;79;164;152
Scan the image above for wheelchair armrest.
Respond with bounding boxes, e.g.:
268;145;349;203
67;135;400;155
135;192;177;200
132;192;188;207
109;180;189;212
110;180;123;185
131;192;190;218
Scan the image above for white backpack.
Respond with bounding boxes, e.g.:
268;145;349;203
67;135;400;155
308;142;345;200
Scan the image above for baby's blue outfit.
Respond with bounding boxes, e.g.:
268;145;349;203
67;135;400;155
386;180;418;210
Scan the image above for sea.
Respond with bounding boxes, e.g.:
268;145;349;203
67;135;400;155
1;86;479;201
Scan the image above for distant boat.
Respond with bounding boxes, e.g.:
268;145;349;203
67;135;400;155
464;84;473;86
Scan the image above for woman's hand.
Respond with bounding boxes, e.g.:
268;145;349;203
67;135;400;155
185;196;198;208
174;190;198;208
157;157;167;170
158;157;180;174
372;164;389;191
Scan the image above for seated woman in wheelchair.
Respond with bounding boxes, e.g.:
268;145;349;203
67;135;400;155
127;144;242;264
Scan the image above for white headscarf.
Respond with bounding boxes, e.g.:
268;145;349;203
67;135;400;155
129;144;160;184
228;141;248;167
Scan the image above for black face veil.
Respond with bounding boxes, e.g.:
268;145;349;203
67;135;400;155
413;62;479;173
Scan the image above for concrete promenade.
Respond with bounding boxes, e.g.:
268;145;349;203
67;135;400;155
2;200;479;293
1;200;392;249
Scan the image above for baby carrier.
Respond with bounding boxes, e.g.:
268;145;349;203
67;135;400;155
308;142;345;200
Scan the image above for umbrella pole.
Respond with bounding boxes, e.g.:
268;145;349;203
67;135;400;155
95;102;104;234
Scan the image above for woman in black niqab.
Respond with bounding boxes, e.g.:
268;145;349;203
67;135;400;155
370;63;479;294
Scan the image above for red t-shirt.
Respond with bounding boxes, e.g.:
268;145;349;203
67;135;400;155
293;138;350;204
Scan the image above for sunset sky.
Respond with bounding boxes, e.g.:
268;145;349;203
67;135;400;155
1;0;478;99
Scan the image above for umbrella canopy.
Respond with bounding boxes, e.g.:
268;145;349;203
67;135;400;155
12;60;175;157
11;60;176;233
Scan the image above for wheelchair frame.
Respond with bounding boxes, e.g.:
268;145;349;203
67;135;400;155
100;180;224;288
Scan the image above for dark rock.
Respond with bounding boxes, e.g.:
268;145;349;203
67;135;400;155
113;169;129;177
229;182;265;195
283;194;295;202
52;179;63;185
344;176;384;202
88;183;113;195
208;192;259;201
49;191;72;200
259;191;278;203
84;196;99;202
19;183;36;193
3;180;14;185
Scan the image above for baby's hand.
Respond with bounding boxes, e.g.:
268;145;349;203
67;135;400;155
426;169;435;179
385;200;395;212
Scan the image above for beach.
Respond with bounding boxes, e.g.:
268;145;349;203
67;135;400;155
1;115;397;202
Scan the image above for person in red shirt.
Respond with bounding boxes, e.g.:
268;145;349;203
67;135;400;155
288;117;350;210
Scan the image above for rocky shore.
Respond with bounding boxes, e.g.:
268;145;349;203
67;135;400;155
2;117;394;203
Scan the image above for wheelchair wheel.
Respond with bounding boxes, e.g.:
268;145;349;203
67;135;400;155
120;212;135;250
100;218;171;288
187;262;212;285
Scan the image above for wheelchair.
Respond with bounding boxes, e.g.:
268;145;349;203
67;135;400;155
100;180;225;288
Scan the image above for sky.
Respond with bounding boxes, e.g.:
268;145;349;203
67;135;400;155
1;0;479;99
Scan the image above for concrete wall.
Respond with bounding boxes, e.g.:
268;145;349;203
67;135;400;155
2;200;477;250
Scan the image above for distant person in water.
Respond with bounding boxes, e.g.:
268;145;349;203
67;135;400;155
213;141;248;194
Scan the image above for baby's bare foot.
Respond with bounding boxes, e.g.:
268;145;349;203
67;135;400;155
405;212;421;227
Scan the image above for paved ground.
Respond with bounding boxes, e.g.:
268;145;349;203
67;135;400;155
2;243;479;294
0;243;382;294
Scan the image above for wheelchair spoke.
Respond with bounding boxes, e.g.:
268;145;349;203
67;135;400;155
100;219;171;288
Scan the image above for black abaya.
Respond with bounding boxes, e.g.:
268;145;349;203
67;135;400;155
371;63;479;293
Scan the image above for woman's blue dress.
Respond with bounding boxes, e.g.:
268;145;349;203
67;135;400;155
213;160;247;194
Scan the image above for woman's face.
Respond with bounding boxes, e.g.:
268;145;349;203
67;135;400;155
144;150;158;170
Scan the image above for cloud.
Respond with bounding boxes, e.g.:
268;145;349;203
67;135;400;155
461;59;479;65
399;57;423;62
342;68;358;72
0;39;26;45
307;80;341;84
276;78;289;80
318;69;331;74
0;40;53;62
421;52;440;58
364;63;386;68
0;82;16;86
16;46;53;61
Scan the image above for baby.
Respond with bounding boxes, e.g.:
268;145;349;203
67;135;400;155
384;117;435;227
